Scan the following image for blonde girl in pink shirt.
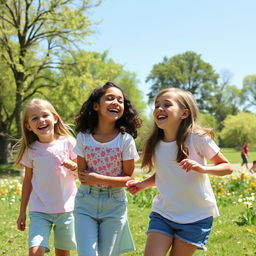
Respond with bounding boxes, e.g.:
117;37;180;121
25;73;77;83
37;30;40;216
15;98;77;256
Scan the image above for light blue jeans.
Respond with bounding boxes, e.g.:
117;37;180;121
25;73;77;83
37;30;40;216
74;185;135;256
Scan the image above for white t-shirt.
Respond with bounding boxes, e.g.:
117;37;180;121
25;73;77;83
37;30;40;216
74;132;139;178
152;133;220;224
20;136;77;213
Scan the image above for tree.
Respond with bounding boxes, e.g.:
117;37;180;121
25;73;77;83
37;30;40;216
220;112;256;148
200;113;218;132
208;71;243;130
0;0;100;163
0;60;16;162
242;75;256;113
146;51;219;111
42;50;147;124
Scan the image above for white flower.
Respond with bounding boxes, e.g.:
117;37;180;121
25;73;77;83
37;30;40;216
237;198;243;203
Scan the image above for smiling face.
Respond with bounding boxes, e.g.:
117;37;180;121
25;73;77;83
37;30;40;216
25;106;58;143
93;87;125;123
153;91;189;136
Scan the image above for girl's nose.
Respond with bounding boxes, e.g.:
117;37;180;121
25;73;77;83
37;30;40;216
38;117;45;122
112;98;119;104
157;105;164;111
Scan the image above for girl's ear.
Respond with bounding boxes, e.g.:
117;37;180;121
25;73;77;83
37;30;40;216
25;122;32;131
181;109;190;119
54;115;59;124
93;102;99;111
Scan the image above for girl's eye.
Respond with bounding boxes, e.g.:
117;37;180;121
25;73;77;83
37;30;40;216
106;96;114;101
31;117;38;121
43;114;49;118
154;104;171;109
118;99;124;104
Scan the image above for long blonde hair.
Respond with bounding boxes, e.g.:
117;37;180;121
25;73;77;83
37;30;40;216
14;98;73;166
142;88;215;172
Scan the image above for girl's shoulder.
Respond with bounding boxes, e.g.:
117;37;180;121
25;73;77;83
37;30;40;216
188;132;219;157
60;135;76;146
119;132;134;142
188;132;213;145
76;131;90;140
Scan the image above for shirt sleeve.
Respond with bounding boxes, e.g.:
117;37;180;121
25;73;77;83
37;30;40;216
67;136;77;160
73;132;85;158
20;148;33;168
194;134;220;160
121;133;140;161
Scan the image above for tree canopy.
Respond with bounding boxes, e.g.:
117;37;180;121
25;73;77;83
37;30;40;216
146;51;219;111
220;112;256;147
242;74;256;113
0;0;100;137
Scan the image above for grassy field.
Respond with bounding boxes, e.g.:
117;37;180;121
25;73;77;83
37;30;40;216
221;148;256;164
1;172;256;255
1;148;256;255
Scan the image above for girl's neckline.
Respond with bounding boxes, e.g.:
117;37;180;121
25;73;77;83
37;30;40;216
160;139;176;144
90;132;121;145
35;136;63;145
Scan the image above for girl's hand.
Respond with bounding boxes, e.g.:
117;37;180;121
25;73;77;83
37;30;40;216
126;179;145;194
17;213;26;231
62;159;77;171
179;159;206;173
62;160;78;177
79;171;99;186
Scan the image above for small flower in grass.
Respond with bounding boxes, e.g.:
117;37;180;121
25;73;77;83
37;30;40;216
243;201;252;208
238;198;243;203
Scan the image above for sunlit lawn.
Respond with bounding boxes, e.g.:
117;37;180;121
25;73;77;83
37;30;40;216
1;148;256;256
221;148;256;164
1;171;256;255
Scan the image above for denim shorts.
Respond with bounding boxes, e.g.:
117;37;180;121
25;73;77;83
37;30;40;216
74;185;135;256
148;212;213;250
29;211;76;252
242;155;248;163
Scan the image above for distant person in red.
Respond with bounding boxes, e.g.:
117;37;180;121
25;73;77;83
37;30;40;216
241;142;249;169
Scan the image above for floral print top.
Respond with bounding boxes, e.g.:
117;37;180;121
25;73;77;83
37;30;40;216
74;132;139;185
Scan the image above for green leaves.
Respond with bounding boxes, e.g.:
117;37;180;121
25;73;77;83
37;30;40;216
146;51;219;109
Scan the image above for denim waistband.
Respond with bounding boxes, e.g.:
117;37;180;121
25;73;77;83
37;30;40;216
79;185;124;196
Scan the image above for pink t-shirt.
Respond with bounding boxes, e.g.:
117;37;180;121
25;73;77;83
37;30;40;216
20;136;77;213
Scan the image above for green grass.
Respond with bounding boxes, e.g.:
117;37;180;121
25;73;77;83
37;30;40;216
1;173;256;256
221;148;256;164
1;149;256;255
1;188;256;256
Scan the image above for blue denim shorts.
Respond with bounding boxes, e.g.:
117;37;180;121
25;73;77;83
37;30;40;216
148;212;213;250
242;155;248;163
74;185;135;256
29;211;76;252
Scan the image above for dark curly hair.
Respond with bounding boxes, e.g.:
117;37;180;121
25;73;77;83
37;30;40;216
75;82;142;138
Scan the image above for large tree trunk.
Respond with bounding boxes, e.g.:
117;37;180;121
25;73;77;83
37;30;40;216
0;133;9;164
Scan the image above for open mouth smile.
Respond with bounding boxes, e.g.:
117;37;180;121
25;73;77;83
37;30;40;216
108;108;119;113
157;114;167;120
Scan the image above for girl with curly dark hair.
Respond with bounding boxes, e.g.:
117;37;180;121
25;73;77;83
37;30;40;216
73;81;142;256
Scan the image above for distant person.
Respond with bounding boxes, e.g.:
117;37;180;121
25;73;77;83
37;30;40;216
241;142;249;169
15;98;77;256
249;160;256;174
127;88;232;256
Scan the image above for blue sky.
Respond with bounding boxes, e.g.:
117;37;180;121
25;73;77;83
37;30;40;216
87;0;256;99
